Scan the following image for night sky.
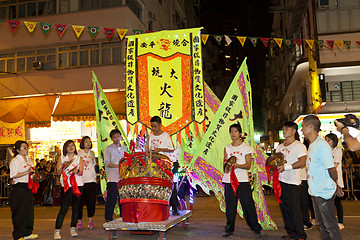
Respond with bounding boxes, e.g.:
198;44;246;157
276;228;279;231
200;0;273;133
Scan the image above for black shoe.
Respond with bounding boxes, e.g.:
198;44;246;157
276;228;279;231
172;211;180;216
281;234;291;239
222;231;233;237
254;231;262;238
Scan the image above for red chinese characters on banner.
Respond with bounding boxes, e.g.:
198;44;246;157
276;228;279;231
0;120;26;144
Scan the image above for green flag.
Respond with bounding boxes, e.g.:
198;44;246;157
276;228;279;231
92;72;129;200
187;58;277;230
40;23;52;35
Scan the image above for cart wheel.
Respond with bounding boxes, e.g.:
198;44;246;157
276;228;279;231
158;231;166;240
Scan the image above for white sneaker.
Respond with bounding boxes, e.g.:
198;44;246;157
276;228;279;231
70;227;78;237
338;223;345;230
54;230;61;240
311;218;317;225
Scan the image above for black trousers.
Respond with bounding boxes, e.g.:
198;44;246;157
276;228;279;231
169;183;180;210
300;180;312;227
279;181;307;240
55;187;83;229
9;183;34;240
104;182;121;221
334;196;343;223
224;182;262;233
79;182;97;220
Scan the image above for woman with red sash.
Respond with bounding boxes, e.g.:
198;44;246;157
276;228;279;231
9;140;38;240
54;140;83;239
221;123;262;238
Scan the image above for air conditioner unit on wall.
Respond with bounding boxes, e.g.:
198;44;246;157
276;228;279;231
32;61;43;70
328;82;341;91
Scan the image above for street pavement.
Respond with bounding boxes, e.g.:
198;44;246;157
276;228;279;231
0;194;359;239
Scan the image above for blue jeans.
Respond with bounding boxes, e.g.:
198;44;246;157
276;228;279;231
312;194;341;240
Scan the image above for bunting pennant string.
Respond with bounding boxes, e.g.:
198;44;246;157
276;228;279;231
8;20;20;32
213;35;223;45
305;39;314;50
335;40;342;50
24;21;37;33
40;23;52;35
273;38;283;48
201;34;209;45
55;24;67;37
72;25;84;38
260;37;269;47
104;28;115;40
87;26;99;38
117;28;128;40
248;37;258;47
1;19;360;55
224;35;232;46
237;36;247;47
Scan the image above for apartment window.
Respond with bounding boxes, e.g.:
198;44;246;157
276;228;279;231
127;0;142;20
59;46;78;68
101;42;121;64
326;80;360;102
0;0;55;19
80;44;99;66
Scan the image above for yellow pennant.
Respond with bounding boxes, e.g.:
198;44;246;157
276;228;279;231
305;39;314;50
335;40;343;50
72;25;84;38
237;36;247;47
117;28;128;40
201;34;209;45
24;21;37;33
274;38;283;48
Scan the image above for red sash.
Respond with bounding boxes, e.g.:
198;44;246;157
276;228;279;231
230;165;239;196
62;171;81;197
266;165;282;203
28;172;39;194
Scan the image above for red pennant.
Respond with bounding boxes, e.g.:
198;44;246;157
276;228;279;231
55;24;67;37
104;28;115;40
177;132;182;146
202;121;207;133
134;123;139;136
326;40;335;50
126;121;130;136
8;20;21;32
260;37;270;47
356;41;360;48
294;39;302;48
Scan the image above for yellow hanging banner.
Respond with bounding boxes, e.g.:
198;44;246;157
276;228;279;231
274;38;283;48
117;28;128;40
308;48;322;113
126;28;204;135
237;36;247;47
0;120;26;144
72;25;84;38
201;34;209;45
24;21;37;33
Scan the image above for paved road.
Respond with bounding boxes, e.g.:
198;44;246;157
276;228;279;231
0;194;359;239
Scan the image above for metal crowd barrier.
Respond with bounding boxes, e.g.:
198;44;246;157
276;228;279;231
344;164;360;201
0;175;10;204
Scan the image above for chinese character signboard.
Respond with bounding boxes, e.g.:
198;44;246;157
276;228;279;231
0;119;25;144
126;28;204;135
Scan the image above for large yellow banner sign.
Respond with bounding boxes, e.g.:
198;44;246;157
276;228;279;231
0;120;26;144
126;28;204;135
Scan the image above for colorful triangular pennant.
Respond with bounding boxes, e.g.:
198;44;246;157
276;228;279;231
55;24;67;37
273;38;283;48
237;36;247;47
326;40;334;50
356;41;360;48
117;28;128;40
213;35;223;45
335;40;342;50
104;28;115;40
316;40;324;49
248;37;258;47
224;35;232;46
201;34;209;45
260;37;269;47
294;39;302;48
87;26;99;38
305;39;314;50
8;20;21;32
132;30;144;35
24;21;37;33
40;23;52;35
285;39;292;48
344;41;351;50
72;25;84;38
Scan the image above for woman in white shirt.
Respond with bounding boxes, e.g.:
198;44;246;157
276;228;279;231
9;140;38;240
325;133;345;230
54;140;83;239
76;136;97;230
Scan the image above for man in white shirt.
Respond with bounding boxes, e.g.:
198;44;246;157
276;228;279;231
104;129;125;222
276;122;307;240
